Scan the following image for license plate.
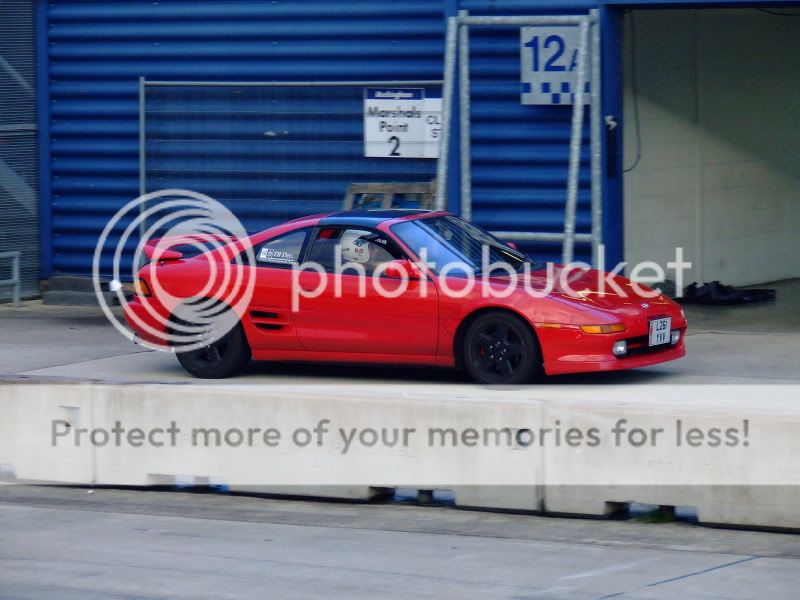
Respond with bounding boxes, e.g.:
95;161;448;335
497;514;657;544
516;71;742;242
649;317;672;346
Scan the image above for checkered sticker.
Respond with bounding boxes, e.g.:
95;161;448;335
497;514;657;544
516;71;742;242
520;25;593;106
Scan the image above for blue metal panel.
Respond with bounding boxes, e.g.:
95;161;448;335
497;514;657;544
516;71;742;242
45;0;445;276
43;0;624;275
600;4;624;267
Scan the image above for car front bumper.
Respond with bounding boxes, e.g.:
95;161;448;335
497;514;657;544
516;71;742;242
537;326;687;376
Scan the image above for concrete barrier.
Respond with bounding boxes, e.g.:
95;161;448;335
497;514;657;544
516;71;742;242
0;383;95;483
538;385;800;528
0;383;544;506
1;381;798;529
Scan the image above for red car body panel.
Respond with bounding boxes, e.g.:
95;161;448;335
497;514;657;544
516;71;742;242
124;211;686;376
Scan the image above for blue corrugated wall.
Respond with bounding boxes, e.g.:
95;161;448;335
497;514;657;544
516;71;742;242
40;0;604;277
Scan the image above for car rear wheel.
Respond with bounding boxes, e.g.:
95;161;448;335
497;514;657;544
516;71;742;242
173;313;251;379
461;311;540;385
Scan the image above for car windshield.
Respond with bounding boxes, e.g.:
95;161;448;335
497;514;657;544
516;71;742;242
391;215;529;276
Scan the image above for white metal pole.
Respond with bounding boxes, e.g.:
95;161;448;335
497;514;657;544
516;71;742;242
435;17;459;211
590;9;602;267
138;76;147;240
562;19;590;265
458;10;473;222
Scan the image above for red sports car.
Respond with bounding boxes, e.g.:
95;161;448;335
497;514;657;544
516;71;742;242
125;210;686;383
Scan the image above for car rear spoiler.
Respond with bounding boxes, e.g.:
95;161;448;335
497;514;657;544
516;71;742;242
142;234;241;262
142;239;184;261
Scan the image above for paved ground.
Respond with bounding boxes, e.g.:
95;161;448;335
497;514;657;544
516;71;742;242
1;485;799;599
1;280;798;598
1;279;798;384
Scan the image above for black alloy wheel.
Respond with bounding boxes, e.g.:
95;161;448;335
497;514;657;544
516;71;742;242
462;311;540;384
172;310;251;379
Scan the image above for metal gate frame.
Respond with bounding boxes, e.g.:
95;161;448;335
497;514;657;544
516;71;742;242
138;79;443;237
435;10;602;265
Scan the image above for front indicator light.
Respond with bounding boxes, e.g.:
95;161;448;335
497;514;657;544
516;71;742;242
133;279;151;297
580;323;626;334
670;330;681;345
612;340;628;356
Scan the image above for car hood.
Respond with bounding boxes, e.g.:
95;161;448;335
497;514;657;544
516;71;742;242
506;266;681;321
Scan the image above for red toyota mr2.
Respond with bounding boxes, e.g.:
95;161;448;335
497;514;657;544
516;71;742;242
125;210;686;383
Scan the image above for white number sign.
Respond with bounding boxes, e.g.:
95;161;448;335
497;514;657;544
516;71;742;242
364;88;441;158
520;25;593;106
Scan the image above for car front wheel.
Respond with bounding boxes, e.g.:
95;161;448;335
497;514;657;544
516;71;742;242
461;311;540;385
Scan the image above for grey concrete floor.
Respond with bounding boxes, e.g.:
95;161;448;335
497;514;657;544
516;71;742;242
1;485;799;600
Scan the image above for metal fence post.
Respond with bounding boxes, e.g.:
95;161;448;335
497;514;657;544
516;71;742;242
562;18;590;265
454;13;600;262
458;10;473;222
435;17;459;211
590;9;603;267
138;76;147;240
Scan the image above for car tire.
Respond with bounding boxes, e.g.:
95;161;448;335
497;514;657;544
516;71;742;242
461;311;541;385
174;315;251;379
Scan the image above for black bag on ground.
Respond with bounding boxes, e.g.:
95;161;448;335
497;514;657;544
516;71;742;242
682;281;776;305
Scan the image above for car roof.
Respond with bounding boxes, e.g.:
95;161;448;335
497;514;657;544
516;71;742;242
318;209;434;228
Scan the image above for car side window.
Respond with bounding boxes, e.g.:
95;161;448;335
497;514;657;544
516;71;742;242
307;227;404;274
251;230;309;268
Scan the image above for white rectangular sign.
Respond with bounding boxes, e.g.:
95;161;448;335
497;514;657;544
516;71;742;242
364;88;440;158
520;25;593;106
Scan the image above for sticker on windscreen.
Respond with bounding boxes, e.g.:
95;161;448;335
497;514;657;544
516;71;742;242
258;247;296;263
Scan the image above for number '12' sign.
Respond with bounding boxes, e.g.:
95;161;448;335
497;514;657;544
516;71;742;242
525;35;578;72
520;25;593;106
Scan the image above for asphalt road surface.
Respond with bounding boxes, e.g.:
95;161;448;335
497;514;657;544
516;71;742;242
1;485;799;599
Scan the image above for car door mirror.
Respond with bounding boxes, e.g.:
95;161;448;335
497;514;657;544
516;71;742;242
383;259;423;280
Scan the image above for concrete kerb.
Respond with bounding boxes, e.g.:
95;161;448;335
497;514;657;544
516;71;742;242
1;381;799;529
